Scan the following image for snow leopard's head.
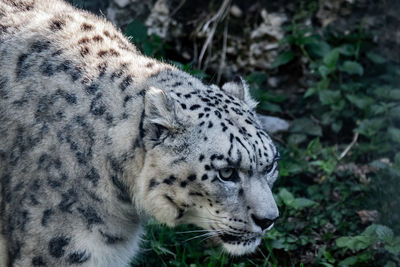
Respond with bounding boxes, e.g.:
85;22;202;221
137;71;279;255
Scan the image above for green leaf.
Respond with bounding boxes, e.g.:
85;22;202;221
290;118;322;136
320;112;334;125
323;49;339;68
395;152;400;166
336;224;380;251
384;261;397;267
306;40;331;58
306;138;322;157
388;89;400;100
331;120;342;132
374;86;395;99
249;87;263;101
338;44;356;56
360;224;377;235
279;189;316;210
292;198;316;210
319;90;341;105
304;87;318;98
390;105;400;119
294;30;314;46
258;101;282;113
318;65;333;78
279;188;295;206
388;127;400;143
340;82;363;92
261;91;287;103
346;94;374;110
356;119;383;137
370;104;386;115
300;35;319;45
269;239;286;249
336;235;373;251
367;52;386;64
338;256;359;267
375;225;394;243
288;134;307;144
124;20;148;44
385;237;400;255
272;51;295;68
310;160;337;175
279;160;304;176
316;78;331;92
336;237;353;248
370;159;391;170
245;72;268;87
340;61;364;76
142;35;164;56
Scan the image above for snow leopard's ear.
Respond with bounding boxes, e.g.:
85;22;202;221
222;76;258;109
144;87;183;132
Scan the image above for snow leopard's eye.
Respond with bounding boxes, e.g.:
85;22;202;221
154;123;168;139
265;152;280;173
265;162;275;173
218;168;236;182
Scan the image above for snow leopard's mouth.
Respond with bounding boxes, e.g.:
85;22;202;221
216;233;262;255
219;233;258;243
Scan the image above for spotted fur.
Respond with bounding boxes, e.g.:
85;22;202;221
0;0;279;266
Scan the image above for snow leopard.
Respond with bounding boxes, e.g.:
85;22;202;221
0;0;280;266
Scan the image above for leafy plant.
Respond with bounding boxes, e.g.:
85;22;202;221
122;6;399;267
124;20;167;58
259;15;400;267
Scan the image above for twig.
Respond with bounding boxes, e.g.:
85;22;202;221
217;18;229;83
170;0;186;18
338;132;359;160
200;0;230;33
197;0;231;69
310;115;321;124
198;23;217;69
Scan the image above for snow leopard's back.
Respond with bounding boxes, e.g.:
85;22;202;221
0;0;171;266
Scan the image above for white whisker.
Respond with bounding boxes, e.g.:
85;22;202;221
176;229;224;234
185;214;222;223
183;232;218;243
199;234;219;244
257;247;269;261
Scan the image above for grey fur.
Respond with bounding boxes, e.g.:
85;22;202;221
0;0;279;266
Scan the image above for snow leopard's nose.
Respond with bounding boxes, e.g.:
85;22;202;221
251;214;278;231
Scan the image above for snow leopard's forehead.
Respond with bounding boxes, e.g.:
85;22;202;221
151;69;278;175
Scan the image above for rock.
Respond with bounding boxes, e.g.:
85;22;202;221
106;6;118;24
257;114;290;134
230;5;242;18
145;0;171;38
251;10;286;40
357;210;380;224
106;0;153;28
267;77;279;88
114;0;131;8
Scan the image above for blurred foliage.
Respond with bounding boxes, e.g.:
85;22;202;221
124;4;400;267
124;20;167;58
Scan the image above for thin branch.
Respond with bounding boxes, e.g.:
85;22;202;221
198;18;218;69
200;0;230;34
199;25;217;70
170;0;186;18
217;18;229;83
338;132;359;160
197;0;231;69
